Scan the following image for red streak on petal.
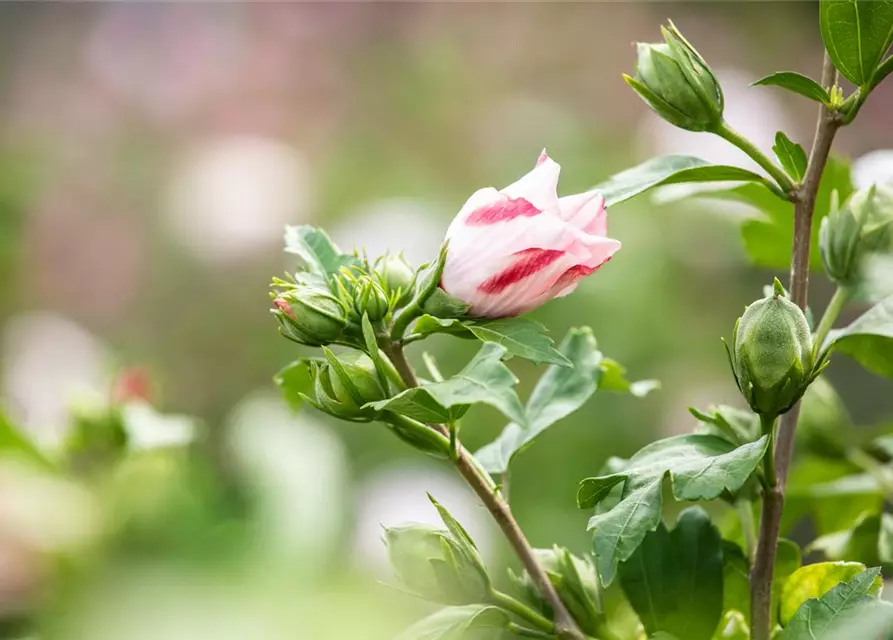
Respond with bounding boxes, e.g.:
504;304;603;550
552;256;614;292
478;248;564;294
465;197;541;226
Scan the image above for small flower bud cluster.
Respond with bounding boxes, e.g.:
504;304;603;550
270;251;417;348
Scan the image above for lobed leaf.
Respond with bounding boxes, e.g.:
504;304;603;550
409;316;570;367
777;567;885;639
618;507;724;640
578;434;769;585
475;328;603;474
466;318;571;367
368;343;526;426
825;294;893;376
284;225;357;277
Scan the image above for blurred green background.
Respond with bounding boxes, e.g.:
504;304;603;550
0;3;892;639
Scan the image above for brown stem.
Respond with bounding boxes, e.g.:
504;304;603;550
749;54;840;640
385;343;584;640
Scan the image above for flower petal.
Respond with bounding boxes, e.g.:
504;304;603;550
467;248;580;317
558;190;607;236
500;152;561;213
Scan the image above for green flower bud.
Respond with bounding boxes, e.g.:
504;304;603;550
327;351;387;407
508;546;603;635
377;252;416;305
796;376;851;458
307;350;387;420
384;523;490;604
272;286;347;346
353;275;390;322
728;280;815;417
820;184;893;286
624;22;723;132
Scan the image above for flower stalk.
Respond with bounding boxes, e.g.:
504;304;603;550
712;121;796;196
748;53;841;640
384;342;586;640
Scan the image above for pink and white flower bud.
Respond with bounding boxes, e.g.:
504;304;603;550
441;151;621;318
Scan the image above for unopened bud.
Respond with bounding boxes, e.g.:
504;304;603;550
353;275;390;322
384;523;490;604
377;252;416;305
509;546;603;634
272;286;347;346
625;21;723;132
728;280;814;417
820;184;893;286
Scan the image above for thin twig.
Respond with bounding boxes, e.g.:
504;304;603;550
749;54;840;640
385;343;585;640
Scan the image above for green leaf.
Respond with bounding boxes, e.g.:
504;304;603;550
274;360;314;411
284;225;357;277
395;605;510;640
773;132;808;182
466;318;571;367
820;0;893;86
691;405;761;446
679;156;853;269
578;434;769;585
361;314;393;394
422;288;470;320
0;410;53;469
777;567;884;639
785;456;885;536
722;542;751;619
411;316;473;340
780;562;881;626
409;317;572;367
809;512;893;568
618;507;723;640
429;494;480;554
592;156;772;207
475;327;603;474
751;72;831;104
826;294;893;376
597;358;660;398
369;343;526;426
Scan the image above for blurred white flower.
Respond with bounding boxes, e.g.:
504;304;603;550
1;313;108;449
0;459;100;553
352;463;494;576
121;402;198;451
852;149;893;190
330;199;445;266
166;136;311;263
640;68;796;171
226;393;347;564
